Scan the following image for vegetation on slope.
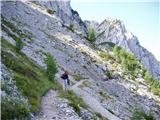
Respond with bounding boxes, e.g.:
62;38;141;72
1;22;24;52
113;45;160;96
143;70;160;96
1;16;33;52
1;18;90;119
98;51;113;61
1;38;61;119
46;8;55;14
1;38;90;119
87;27;96;42
1;99;29;120
68;24;75;32
59;90;87;115
113;45;141;77
131;109;155;120
45;54;57;81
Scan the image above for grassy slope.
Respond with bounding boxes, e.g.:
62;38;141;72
1;38;61;113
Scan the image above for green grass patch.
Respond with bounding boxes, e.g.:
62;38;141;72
59;90;88;115
1;98;29;120
1;39;61;113
73;74;83;81
98;51;113;61
131;109;155;120
150;86;160;96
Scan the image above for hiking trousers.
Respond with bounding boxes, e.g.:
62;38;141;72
63;79;69;90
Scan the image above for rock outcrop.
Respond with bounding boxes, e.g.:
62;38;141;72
31;0;88;36
84;20;99;32
1;63;30;117
94;18;160;80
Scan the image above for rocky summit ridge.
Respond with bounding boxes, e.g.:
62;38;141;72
1;1;160;120
92;18;160;80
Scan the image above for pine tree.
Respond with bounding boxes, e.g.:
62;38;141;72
87;27;95;42
45;54;57;81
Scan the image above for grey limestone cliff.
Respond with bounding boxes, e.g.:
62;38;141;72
31;0;88;36
94;18;160;80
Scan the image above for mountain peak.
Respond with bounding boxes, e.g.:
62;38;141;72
95;17;160;80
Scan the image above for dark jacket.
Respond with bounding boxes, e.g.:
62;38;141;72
61;73;68;79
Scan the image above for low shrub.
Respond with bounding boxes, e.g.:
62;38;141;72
16;38;24;52
105;71;112;79
47;9;55;14
68;24;74;32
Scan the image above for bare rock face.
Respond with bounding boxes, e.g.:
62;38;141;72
84;20;99;32
95;18;160;80
31;0;88;36
127;39;160;80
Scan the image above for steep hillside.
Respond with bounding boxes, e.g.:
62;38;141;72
93;19;160;80
31;0;88;36
1;1;160;120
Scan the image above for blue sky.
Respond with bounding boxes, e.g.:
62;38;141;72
71;0;160;61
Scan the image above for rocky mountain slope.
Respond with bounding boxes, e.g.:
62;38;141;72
93;19;160;80
1;1;160;120
31;0;88;36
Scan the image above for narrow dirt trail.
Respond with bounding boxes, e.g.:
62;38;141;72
36;79;121;120
35;90;59;120
35;90;81;120
70;79;121;120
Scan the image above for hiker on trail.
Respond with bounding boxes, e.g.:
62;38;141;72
61;71;70;90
